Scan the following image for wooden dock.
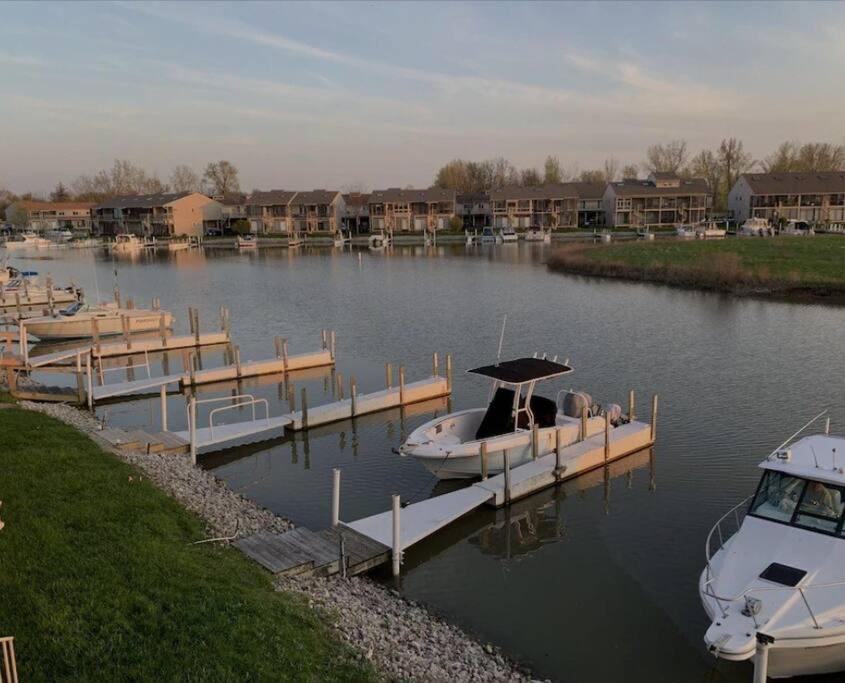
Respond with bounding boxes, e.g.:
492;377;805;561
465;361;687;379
93;427;189;455
182;348;333;387
234;526;389;577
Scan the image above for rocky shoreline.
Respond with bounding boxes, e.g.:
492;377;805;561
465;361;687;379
18;400;532;682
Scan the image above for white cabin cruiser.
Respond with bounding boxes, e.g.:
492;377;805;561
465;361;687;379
112;233;145;253
701;425;845;680
740;217;772;237
499;227;518;243
4;232;53;250
524;227;551;243
696;220;727;239
399;357;624;479
0;270;80;309
368;232;391;249
235;234;257;249
23;301;174;340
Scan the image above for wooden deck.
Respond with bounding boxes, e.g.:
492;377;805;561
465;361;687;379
94;428;189;455
233;526;389;577
10;382;81;404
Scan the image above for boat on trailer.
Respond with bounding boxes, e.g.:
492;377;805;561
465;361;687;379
701;417;845;680
23;301;174;340
399;356;624;479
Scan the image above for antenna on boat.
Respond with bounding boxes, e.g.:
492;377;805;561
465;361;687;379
496;314;507;367
811;445;819;468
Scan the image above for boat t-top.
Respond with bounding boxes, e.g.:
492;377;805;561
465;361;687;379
701;416;845;680
23;301;174;340
399;356;624;479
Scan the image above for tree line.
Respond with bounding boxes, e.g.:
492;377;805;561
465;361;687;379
1;159;241;218
433;139;845;210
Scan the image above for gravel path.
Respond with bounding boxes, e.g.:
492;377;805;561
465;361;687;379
17;400;532;682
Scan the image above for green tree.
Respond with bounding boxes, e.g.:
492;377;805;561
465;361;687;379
449;215;463;231
543;156;562;184
231;218;250;234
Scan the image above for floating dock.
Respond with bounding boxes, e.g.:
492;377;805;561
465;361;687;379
182;348;333;388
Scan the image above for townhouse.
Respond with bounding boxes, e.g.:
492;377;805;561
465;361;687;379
368;188;457;233
490;184;580;229
342;192;370;233
92;192;222;238
246;190;297;233
728;171;845;224
289;190;345;234
456;193;491;229
603;173;708;228
214;193;249;231
6;200;95;232
570;182;606;228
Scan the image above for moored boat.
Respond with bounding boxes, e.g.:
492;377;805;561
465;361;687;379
399;356;625;479
701;418;845;680
499;227;518;242
480;227;498;243
3;232;53;250
112;234;144;253
740;217;772;237
368;232;390;249
524;227;551;243
23;301;174;340
236;234;258;249
0;271;80;309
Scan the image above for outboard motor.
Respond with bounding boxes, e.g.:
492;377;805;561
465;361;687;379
605;403;623;426
562;391;591;418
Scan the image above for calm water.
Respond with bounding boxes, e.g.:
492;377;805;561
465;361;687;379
13;244;845;682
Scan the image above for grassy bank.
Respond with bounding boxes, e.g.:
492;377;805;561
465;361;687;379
0;407;373;681
547;235;845;300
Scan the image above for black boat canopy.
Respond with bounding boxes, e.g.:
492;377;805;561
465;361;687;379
467;357;572;385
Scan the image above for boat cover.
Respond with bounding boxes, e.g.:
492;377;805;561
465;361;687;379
475;387;558;440
468;357;572;385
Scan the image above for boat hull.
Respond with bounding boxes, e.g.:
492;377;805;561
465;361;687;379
25;312;174;340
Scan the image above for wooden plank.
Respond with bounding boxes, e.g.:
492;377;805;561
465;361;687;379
234;531;315;575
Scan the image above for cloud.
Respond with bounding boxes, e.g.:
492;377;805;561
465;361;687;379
0;52;46;67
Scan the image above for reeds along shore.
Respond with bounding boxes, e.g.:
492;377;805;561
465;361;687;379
545;239;845;300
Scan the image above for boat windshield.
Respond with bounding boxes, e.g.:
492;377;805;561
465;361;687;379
749;469;845;535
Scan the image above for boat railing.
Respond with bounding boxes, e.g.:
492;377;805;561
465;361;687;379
99;349;152;381
190;393;270;441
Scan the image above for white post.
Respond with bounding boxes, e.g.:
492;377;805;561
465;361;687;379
432;352;438;377
605;411;611;463
392;494;401;576
825;417;831;435
651;394;659;442
332;468;341;527
330;330;336;361
555;427;563;479
753;640;769;683
189;396;197;465
628;389;635;421
350;377;357;416
504;450;511;504
86;351;93;410
160;385;168;432
445;354;452;392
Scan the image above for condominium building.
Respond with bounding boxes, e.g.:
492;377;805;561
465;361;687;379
342;192;370;233
245;190;297;233
571;182;607;228
368;188;457;232
92;192;222;238
603;173;708;228
214;193;249;230
6;200;95;232
728;172;845;224
490;184;579;229
289;190;345;233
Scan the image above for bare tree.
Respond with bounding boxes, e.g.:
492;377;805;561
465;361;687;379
519;167;542;186
6;203;28;227
644;140;688;174
49;182;70;201
688;149;721;209
203;160;240;195
761;141;800;172
342;181;369;194
718;138;754;207
602;158;620;183
621;164;639;180
578;169;606;183
169;165;201;193
544;156;562;184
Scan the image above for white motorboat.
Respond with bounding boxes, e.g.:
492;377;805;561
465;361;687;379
780;220;814;236
740;217;772;237
676;224;697;239
23;301;174;340
167;239;192;252
4;232;53;250
696;220;727;239
399;356;624;479
112;234;145;253
499;227;518;242
287;233;304;248
333;231;351;247
368;232;391;249
46;229;73;243
0;271;80;309
524;228;551;243
480;227;499;244
701;419;845;680
236;234;258;249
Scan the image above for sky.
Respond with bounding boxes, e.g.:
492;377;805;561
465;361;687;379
1;1;844;194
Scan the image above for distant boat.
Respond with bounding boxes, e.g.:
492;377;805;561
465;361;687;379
499;227;518;243
112;234;145;253
24;301;174;340
4;232;53;250
740;217;771;237
368;232;390;249
235;234;258;249
46;228;74;244
333;231;351;247
287;233;304;248
480;227;498;243
524;227;551;243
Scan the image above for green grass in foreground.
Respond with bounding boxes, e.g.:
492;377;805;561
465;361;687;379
0;408;374;682
549;235;845;291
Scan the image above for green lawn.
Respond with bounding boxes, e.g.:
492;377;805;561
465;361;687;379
548;235;845;292
0;408;374;682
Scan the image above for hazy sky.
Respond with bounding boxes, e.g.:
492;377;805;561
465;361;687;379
2;1;844;194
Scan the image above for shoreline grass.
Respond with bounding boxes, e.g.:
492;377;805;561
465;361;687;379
547;235;845;301
0;407;374;681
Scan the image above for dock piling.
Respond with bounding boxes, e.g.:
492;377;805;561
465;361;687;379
274;336;283;360
86;352;93;410
385;362;392;388
580;409;587;442
392;494;401;577
350;377;357;416
321;329;327;350
287;383;296;410
629;389;635;421
234;346;242;378
91;318;101;355
188;307;196;335
188;396;197;465
336;372;344;400
532;424;539;460
159;312;168;347
301;387;308;429
399;367;406;404
432;352;439;377
825;417;831;435
504;450;512;504
446;354;452;392
332;468;341;527
604;412;611;463
650;394;659;442
554;428;563;480
330;330;336;361
282;339;289;369
480;442;489;480
160;385;168;432
193;309;200;346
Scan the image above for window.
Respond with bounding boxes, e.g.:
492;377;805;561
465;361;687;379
750;470;845;535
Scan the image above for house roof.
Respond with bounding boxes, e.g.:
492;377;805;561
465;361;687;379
456;192;490;204
14;200;96;211
649;172;678;180
369;187;456;204
569;182;607;200
290;189;341;205
608;178;709;197
489;183;586;201
741;172;845;195
94;192;198;210
215;193;249;206
342;192;370;207
248;190;296;206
